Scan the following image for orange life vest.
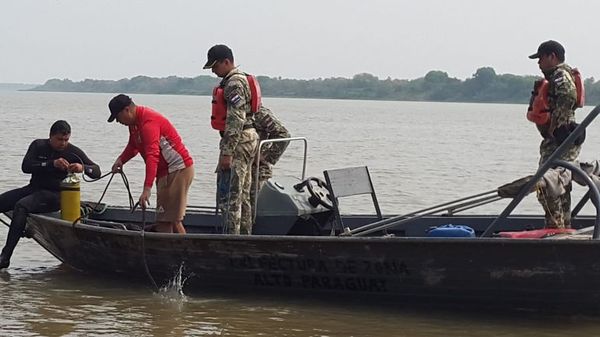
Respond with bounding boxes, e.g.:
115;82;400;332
572;68;585;108
526;68;585;125
211;74;262;131
527;79;550;125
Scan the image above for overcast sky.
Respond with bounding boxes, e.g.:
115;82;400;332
1;0;599;84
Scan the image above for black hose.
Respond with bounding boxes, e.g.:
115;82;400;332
72;154;157;289
136;202;159;291
69;153;135;212
88;170;135;212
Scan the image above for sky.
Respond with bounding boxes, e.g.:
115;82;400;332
1;0;599;84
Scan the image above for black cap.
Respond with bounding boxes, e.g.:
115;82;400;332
107;94;132;122
203;44;233;69
529;40;565;59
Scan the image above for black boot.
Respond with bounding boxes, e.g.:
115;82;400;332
0;206;28;270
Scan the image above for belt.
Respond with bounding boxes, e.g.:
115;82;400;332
219;126;255;138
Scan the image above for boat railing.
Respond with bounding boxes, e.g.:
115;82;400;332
481;105;600;238
346;105;600;239
481;105;600;239
253;137;308;221
572;191;592;218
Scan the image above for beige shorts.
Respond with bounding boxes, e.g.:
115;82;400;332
156;165;194;222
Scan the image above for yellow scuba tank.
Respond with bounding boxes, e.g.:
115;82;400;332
60;173;81;222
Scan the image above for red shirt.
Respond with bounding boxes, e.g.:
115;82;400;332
119;106;193;188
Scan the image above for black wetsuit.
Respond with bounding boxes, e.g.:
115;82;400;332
0;139;101;262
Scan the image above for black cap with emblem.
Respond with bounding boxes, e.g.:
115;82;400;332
529;40;565;60
203;44;234;69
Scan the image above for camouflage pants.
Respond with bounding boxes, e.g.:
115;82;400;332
250;161;273;219
218;130;258;234
536;139;581;229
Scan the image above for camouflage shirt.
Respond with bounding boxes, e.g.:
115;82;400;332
254;106;290;165
543;63;577;130
220;68;256;156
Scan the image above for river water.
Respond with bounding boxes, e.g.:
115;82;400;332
1;91;600;336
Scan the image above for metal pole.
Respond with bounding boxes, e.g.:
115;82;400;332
571;191;590;218
352;196;496;237
448;196;503;215
346;189;497;236
351;194;502;237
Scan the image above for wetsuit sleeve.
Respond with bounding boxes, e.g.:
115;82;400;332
70;145;101;179
221;77;249;156
549;69;577;129
255;107;290;165
118;131;139;164
140;120;161;188
21;140;55;174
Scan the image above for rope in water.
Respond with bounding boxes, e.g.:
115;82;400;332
133;200;160;292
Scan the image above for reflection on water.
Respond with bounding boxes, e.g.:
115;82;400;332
1;92;600;336
2;263;600;337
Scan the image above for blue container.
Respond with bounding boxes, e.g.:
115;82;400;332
427;224;475;238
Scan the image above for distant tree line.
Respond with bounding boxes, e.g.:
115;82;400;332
30;67;600;105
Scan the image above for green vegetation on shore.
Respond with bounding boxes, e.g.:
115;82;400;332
29;67;600;105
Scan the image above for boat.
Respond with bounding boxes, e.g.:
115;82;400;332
5;107;600;311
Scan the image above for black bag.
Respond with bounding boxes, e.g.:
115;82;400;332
553;122;586;146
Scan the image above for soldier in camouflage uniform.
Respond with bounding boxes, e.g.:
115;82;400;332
204;45;258;234
250;106;290;216
529;40;582;228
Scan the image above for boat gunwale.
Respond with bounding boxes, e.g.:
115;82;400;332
28;213;600;246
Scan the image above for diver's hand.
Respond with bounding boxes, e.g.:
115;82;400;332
53;158;70;171
68;163;83;173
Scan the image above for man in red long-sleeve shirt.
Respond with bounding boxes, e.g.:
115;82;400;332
107;94;194;234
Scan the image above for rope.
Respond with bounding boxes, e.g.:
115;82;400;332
69;153;135;213
86;173;159;291
70;170;135;227
136;202;159;291
69;153;157;290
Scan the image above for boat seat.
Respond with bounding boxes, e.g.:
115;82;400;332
323;166;382;234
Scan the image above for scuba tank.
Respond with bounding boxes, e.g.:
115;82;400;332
61;173;81;222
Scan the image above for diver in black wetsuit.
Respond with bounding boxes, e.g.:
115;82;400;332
0;120;101;269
